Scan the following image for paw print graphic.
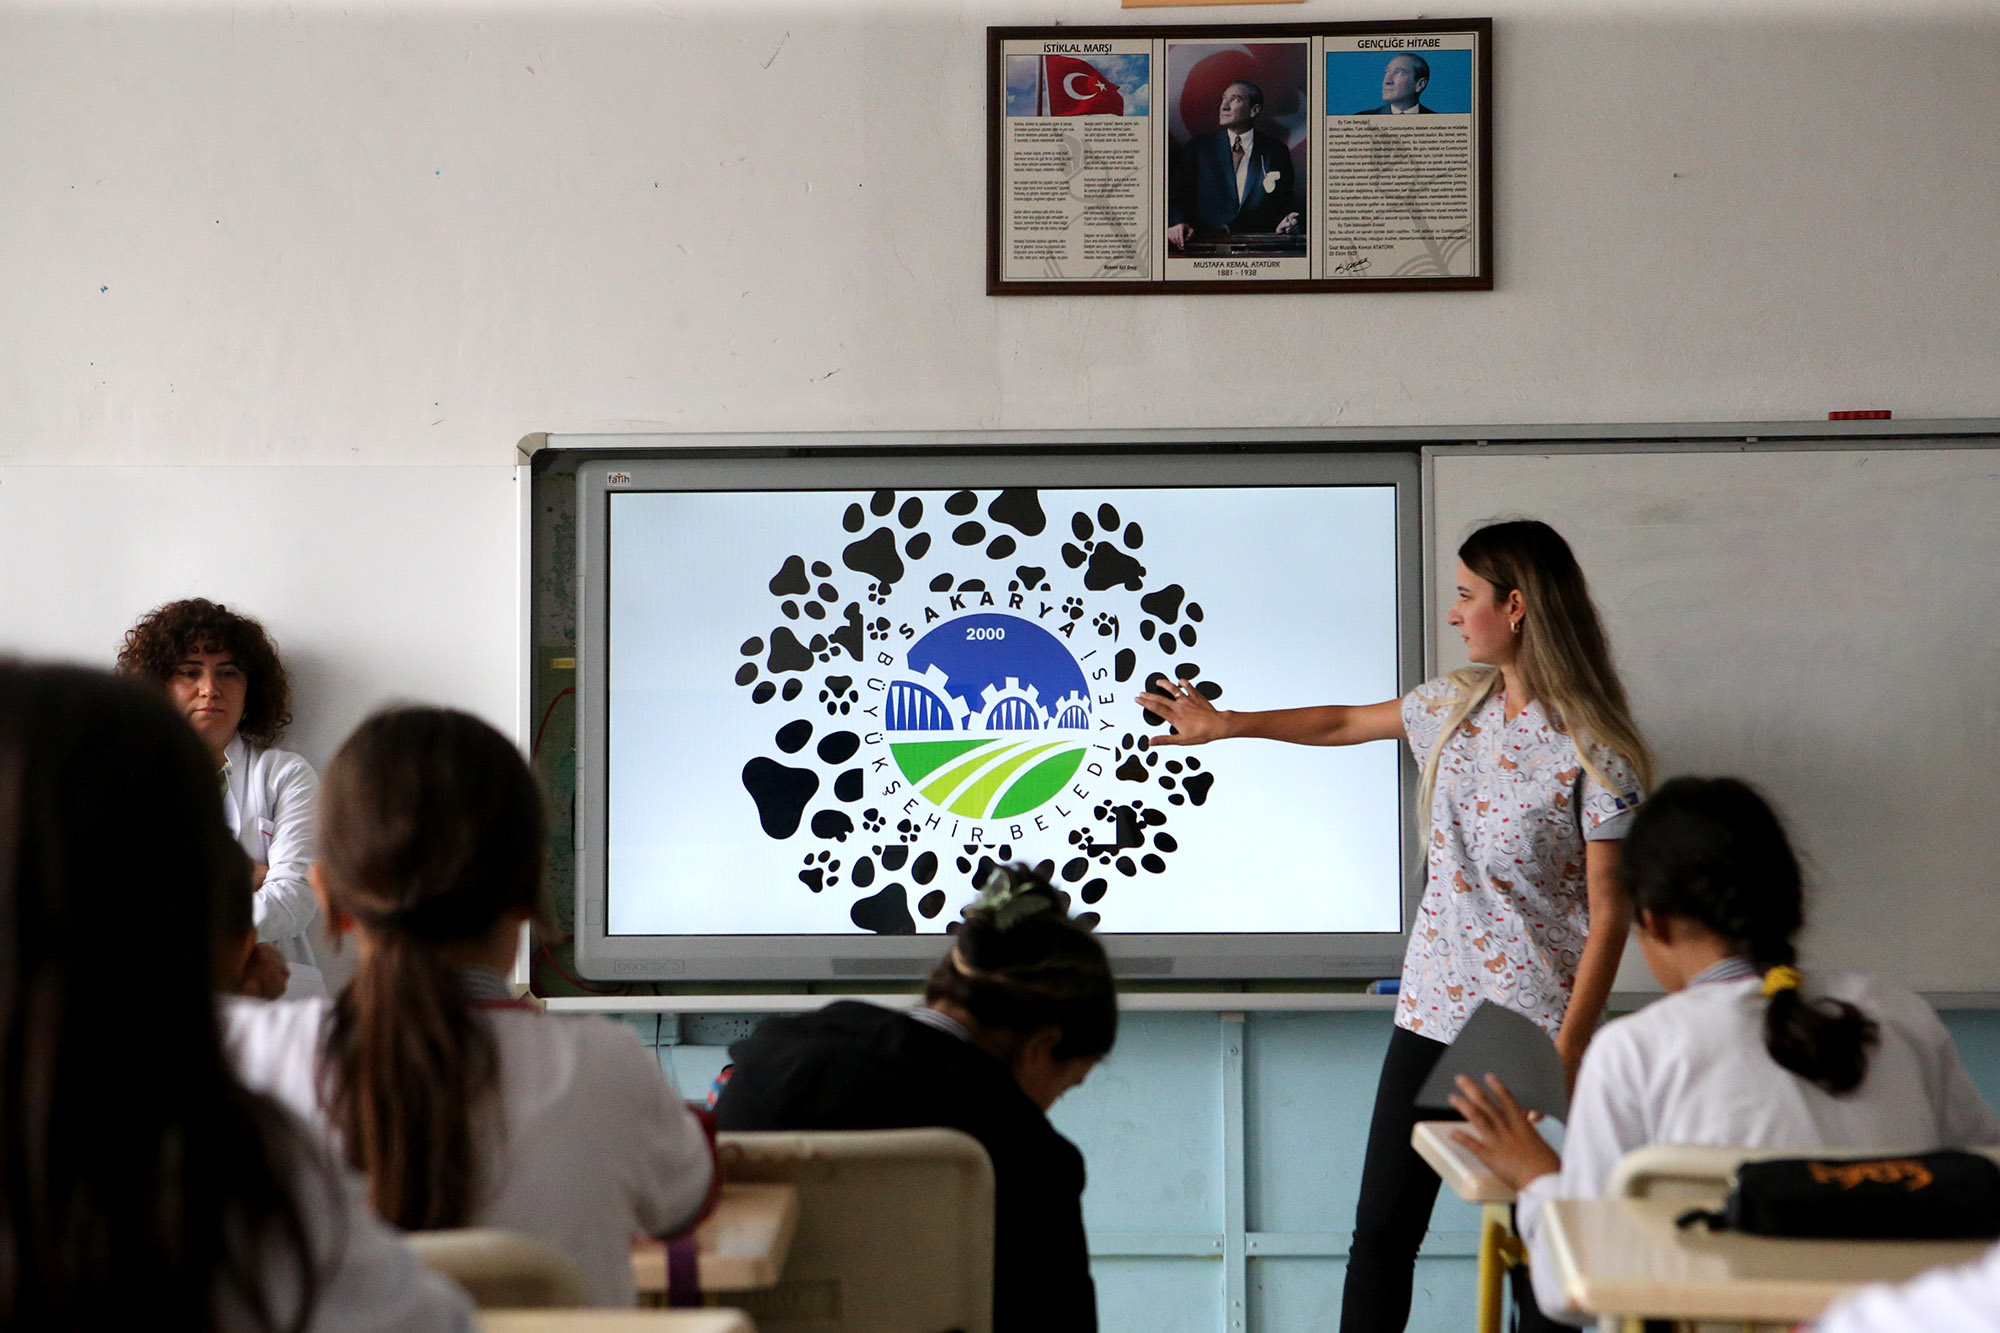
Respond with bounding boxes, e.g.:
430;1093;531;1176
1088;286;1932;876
1062;595;1085;622
895;818;920;844
819;676;860;715
860;807;886;833
867;616;892;642
798;850;842;893
841;491;932;588
1060;504;1147;592
1092;611;1119;639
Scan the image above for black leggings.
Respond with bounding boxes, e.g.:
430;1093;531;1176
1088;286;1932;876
1339;1025;1453;1332
1339;1025;1565;1333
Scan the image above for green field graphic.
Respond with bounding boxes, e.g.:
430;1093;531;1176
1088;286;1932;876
891;737;1089;819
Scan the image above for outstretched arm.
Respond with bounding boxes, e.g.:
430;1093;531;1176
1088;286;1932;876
1136;678;1404;749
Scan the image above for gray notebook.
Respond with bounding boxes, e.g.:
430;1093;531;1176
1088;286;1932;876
1414;1001;1570;1122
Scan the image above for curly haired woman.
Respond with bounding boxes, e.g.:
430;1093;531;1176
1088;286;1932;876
120;598;327;996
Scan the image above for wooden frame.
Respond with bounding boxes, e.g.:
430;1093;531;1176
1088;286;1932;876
987;19;1494;294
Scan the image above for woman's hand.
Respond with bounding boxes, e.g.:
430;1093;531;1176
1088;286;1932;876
1135;677;1230;747
1448;1073;1561;1191
239;943;292;1000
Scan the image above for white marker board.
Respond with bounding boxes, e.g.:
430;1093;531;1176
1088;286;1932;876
1431;442;2000;994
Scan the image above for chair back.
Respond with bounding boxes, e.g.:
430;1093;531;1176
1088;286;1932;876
718;1128;995;1333
407;1227;590;1308
1609;1143;2000;1206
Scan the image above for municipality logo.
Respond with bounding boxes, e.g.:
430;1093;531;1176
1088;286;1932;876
886;613;1091;820
730;488;1224;935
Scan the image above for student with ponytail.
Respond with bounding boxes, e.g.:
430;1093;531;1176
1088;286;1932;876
227;707;714;1306
1451;777;2000;1327
1142;518;1652;1332
0;664;470;1331
715;862;1115;1333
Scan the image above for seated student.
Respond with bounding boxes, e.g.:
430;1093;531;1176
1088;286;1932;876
1813;1239;2000;1331
714;863;1115;1333
0;662;471;1330
119;598;329;994
1449;776;2000;1328
227;706;714;1306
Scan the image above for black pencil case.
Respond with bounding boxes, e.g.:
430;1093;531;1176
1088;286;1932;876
1676;1150;2000;1239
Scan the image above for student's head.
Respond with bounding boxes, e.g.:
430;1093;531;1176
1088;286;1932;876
117;598;293;757
214;843;261;990
0;662;312;1326
1218;80;1263;132
1619;776;1878;1094
924;862;1117;1110
1382;53;1430;108
316;705;547;1229
316;705;546;950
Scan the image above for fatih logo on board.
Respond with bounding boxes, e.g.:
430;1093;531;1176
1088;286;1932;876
730;487;1222;935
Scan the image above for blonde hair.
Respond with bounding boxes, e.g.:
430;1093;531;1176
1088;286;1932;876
1417;521;1655;828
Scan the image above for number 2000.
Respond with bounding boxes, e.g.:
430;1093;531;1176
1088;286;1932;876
965;627;1006;641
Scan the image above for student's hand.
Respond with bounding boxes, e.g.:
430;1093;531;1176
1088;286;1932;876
1448;1073;1561;1191
251;861;269;890
1135;677;1227;747
239;943;291;1000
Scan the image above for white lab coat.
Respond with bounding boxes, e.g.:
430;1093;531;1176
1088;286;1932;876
1813;1239;2000;1333
221;735;339;992
226;994;715;1306
1515;972;2000;1326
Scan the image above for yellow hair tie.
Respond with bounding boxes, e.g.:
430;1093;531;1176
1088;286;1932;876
1762;965;1803;997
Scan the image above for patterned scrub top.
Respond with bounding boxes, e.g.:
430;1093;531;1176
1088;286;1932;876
1397;675;1644;1044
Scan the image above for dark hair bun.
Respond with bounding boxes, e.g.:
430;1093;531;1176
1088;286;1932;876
925;860;1116;1062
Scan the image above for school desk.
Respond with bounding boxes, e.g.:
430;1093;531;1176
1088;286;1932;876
1540;1195;1992;1330
1413;1120;1519;1333
633;1181;801;1300
484;1312;753;1332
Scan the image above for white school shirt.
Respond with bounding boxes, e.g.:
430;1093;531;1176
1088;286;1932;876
1813;1239;2000;1333
1514;968;2000;1326
221;735;330;992
225;989;715;1306
221;1126;475;1332
1398;675;1643;1044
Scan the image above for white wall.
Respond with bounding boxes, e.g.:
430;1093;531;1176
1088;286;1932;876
6;0;2000;471
0;467;518;766
4;0;1998;725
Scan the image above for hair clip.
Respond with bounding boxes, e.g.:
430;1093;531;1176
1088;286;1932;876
969;863;1060;932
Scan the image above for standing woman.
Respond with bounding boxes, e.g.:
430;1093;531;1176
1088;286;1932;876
1139;519;1653;1332
119;598;328;995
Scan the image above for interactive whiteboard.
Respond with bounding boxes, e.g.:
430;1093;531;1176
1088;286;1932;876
575;450;1423;982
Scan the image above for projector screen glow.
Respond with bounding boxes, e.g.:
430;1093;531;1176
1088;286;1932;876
605;482;1403;939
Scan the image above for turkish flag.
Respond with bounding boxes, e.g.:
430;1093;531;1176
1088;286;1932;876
1044;55;1124;116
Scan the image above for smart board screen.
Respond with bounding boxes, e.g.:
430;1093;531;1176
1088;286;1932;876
604;482;1404;938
